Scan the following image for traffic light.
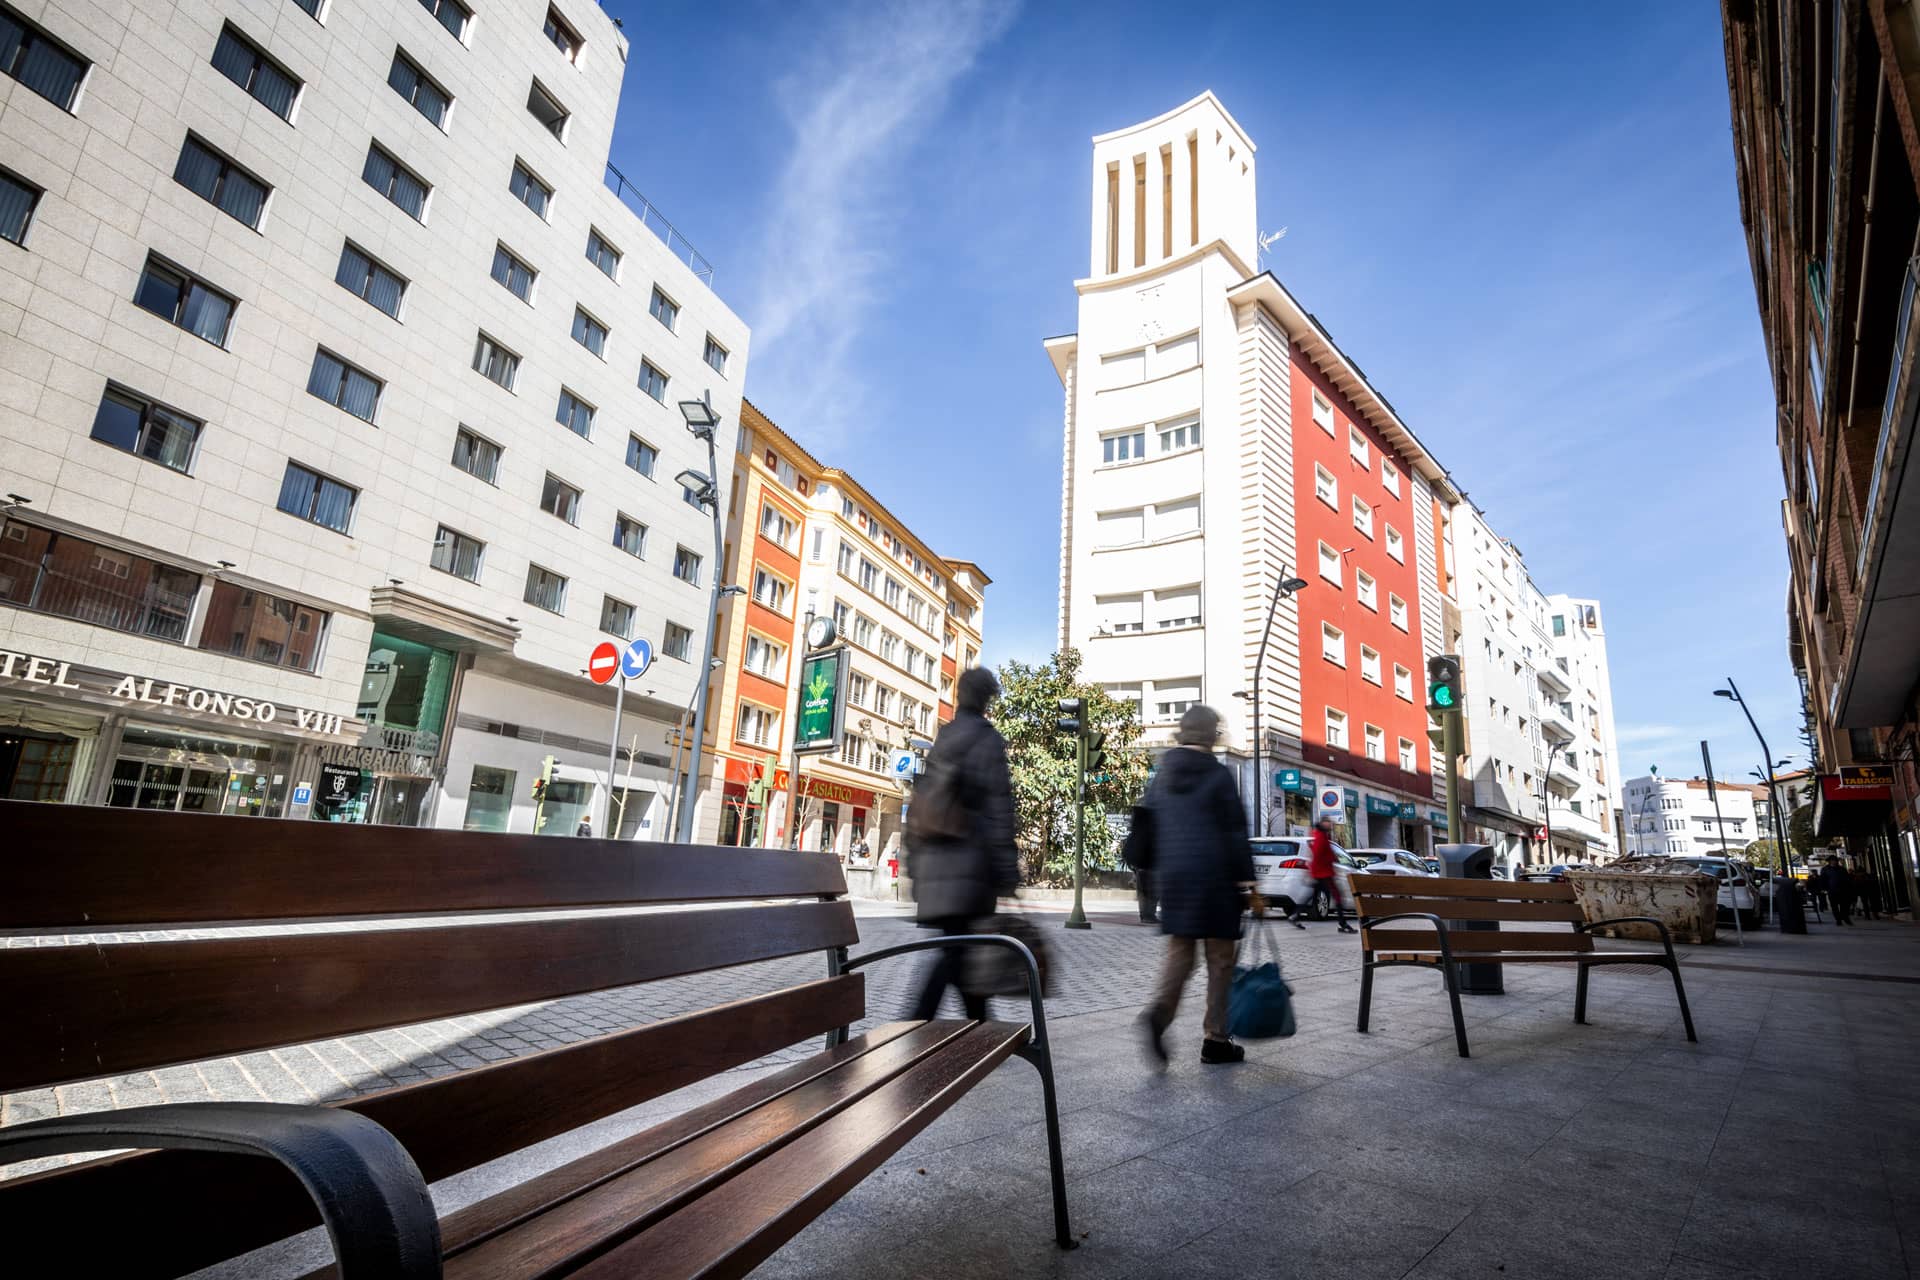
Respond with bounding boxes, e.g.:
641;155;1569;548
1086;731;1107;774
531;755;559;801
1056;697;1083;736
1427;655;1463;711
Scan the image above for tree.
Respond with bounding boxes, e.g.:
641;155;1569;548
1787;803;1816;859
992;648;1151;885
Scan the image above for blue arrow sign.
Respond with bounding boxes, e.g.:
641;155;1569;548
620;637;653;680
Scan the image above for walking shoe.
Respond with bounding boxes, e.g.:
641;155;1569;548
1338;925;1357;934
1291;918;1307;930
1138;1014;1168;1069
1201;1038;1246;1065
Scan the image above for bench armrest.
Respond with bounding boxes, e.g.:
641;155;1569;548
0;1102;440;1279
844;934;1052;1053
1577;915;1679;959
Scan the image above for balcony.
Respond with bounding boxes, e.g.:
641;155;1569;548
1547;806;1605;847
1547;754;1583;794
1536;661;1572;695
605;164;715;286
1540;704;1576;741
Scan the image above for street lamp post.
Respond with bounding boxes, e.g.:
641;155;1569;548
1237;571;1309;838
673;396;725;844
1714;680;1807;933
1542;739;1565;866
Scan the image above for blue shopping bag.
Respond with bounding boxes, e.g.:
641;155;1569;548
1228;920;1296;1039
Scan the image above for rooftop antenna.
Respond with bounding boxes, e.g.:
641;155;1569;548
1257;227;1288;266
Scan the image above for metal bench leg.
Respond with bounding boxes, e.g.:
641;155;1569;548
1015;1039;1077;1250
1441;960;1470;1058
1574;960;1591;1025
1664;954;1698;1043
1357;959;1375;1033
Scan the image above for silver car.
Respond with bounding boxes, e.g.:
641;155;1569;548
1249;837;1360;918
1348;848;1438;878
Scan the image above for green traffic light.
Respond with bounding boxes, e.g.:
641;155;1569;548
1433;687;1454;707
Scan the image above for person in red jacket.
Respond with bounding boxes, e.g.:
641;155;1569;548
1291;816;1356;933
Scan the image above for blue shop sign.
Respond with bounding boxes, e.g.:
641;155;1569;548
1275;768;1302;792
1365;796;1398;816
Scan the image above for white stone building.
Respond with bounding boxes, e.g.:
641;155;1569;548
0;0;748;835
1622;775;1761;857
1540;595;1624;862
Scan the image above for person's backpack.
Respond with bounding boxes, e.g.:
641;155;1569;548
1122;804;1156;870
906;749;972;843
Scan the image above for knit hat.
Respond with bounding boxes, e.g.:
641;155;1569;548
1177;704;1220;747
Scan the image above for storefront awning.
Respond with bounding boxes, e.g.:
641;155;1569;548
1814;769;1895;838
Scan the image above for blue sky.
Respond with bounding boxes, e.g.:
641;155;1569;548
606;0;1806;783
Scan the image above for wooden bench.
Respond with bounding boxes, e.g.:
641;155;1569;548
1350;874;1698;1058
0;802;1073;1277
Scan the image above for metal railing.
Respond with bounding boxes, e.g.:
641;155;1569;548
604;164;715;286
1857;255;1919;584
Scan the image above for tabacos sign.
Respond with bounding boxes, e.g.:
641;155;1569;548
0;647;351;737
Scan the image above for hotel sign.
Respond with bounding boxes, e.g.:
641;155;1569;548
0;646;355;738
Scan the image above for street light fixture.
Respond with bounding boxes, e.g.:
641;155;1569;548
672;395;727;844
1542;738;1567;866
1714;682;1807;933
1245;572;1310;838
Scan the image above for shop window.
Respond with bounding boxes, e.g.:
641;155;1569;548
358;630;456;753
199;580;326;672
463;765;515;832
0;519;199;641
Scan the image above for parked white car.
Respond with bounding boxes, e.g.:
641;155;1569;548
1667;856;1765;926
1348;848;1438;877
1249;837;1360;917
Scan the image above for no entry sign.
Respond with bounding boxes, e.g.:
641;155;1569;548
588;641;620;684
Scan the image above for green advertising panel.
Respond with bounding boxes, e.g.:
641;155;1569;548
795;649;844;752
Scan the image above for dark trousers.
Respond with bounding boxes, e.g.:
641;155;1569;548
1833;894;1855;925
911;918;988;1022
1291;877;1348;924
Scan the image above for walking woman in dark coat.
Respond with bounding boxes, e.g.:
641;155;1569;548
1136;705;1259;1066
905;667;1019;1022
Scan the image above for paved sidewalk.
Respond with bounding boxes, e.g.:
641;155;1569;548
7;910;1919;1278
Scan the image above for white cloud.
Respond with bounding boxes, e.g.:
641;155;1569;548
744;0;1019;445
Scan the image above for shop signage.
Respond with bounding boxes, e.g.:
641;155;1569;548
1430;810;1448;830
1343;788;1359;809
1366;797;1398;816
1297;774;1316;794
292;784;313;806
801;777;877;808
1275;768;1302;792
0;646;353;737
794;649;845;752
1838;764;1894;790
1398;802;1417;820
317;743;438;776
315;762;363;815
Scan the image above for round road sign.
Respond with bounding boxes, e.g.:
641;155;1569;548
620;637;653;680
588;641;620;684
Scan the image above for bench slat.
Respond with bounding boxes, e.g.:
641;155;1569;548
1363;928;1593;953
0;901;857;1092
564;1020;1031;1280
0;800;848;929
1350;874;1577;902
440;1020;989;1277
0;980;871;1280
1353;897;1585;923
1374;951;1665;964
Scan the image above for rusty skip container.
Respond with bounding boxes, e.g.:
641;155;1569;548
1565;860;1720;945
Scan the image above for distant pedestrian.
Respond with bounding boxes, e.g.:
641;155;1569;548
1823;862;1854;926
575;815;592;838
1859;867;1884;920
1804;868;1827;915
1290;816;1356;933
1135;705;1259;1068
904;667;1018;1024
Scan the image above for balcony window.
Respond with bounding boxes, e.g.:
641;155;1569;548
0;520;200;642
1348;424;1369;467
134;254;235;346
275;461;356;533
1364;724;1385;762
1360;645;1381;685
1394;664;1412;701
1315;464;1337;508
1101;430;1146;464
1158;416;1200;453
1385;523;1404;562
1321;622;1345;666
199;581;326;671
1382;460;1401;496
1389;594;1408;630
1318;541;1341;586
1356;568;1377;610
1325;708;1347;750
90;387;200;473
1353;496;1373;539
745;634;785;679
1398;738;1416;772
1312;391;1333;434
753;567;791;615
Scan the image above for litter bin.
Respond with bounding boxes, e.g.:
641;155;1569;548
1435;842;1502;995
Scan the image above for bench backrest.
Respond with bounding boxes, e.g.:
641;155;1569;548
1349;874;1592;955
0;800;862;1275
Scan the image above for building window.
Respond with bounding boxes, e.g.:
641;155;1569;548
90;386;200;473
883;575;903;609
1393;664;1412;701
473;332;519;390
1551;614;1566;637
1389;593;1409;631
1321;622;1345;666
1318;541;1342;586
759;503;797;551
307;348;382;421
673;546;701;585
638;359;668;402
1155;679;1200;719
387;49;450;127
811;528;826;562
335;242;406;318
0;167;40;245
1360;645;1381;685
571;306;608;357
612;513;647;557
275;461;356;533
1363;724;1385;762
526;79;568;138
543;6;581;61
509;160;551;220
416;0;470;39
1312;391;1334;434
523;563;567;613
451;426;500;483
1382;460;1401;496
0;520;199;641
363;143;428;220
1385;524;1404;562
744;633;785;679
539;473;580;524
199;581;326;672
662;621;692;660
1355;568;1377;610
585;228;620;277
600;595;635;638
704;335;729;375
174;135;269;229
1398;737;1416;772
650;287;678;331
429;525;483;582
1153;585;1200;629
1;6;88;110
852;613;876;647
1325;708;1347;750
737;702;779;747
1158;416;1200;453
1095;507;1145;547
835;540;855;575
1315;464;1337;508
1353;496;1373;539
490;243;536;302
212;25;300;120
625;434;657;478
1101;430;1146;464
753;567;791;615
880;630;900;664
552;387;587;437
1348;424;1368;467
133;254;235;346
858;557;879;593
